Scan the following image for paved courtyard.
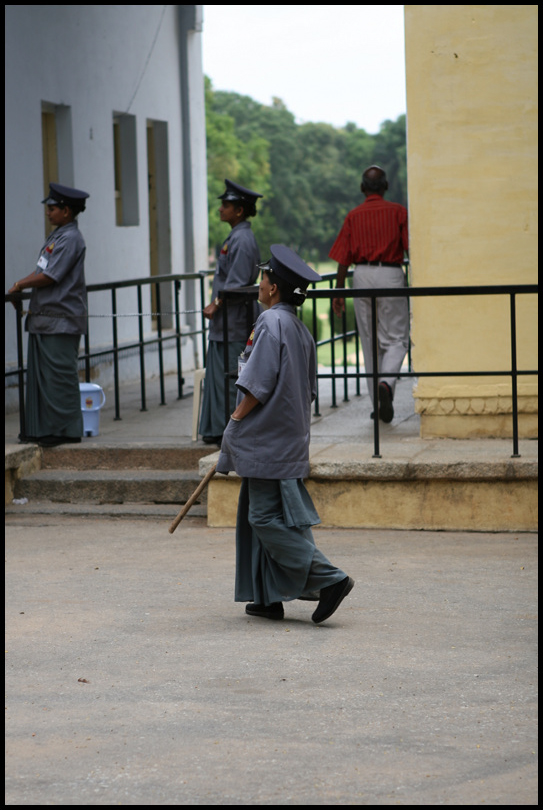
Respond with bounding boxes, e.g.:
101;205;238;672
5;513;538;805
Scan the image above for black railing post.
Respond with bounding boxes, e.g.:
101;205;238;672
111;288;121;420
354;318;361;397
174;279;184;399
199;271;208;368
341;302;349;403
329;278;338;408
312;284;321;417
137;285;147;412
222;291;231;428
14;297;26;441
155;282;166;405
404;258;412;373
371;293;381;458
510;293;520;458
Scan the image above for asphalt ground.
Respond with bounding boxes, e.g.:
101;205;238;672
5;514;538;806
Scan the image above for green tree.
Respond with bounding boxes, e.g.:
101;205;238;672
205;78;407;262
373;114;408;207
205;78;275;257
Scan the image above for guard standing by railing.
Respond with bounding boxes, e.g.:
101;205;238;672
7;183;90;447
199;179;263;446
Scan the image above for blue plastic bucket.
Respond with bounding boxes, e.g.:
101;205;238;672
79;383;106;437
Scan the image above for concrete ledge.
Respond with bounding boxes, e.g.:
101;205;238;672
5;443;41;505
305;479;537;532
5;443;41;472
14;469;208;506
39;443;213;470
200;443;538;532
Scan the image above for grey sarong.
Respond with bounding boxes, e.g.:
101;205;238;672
25;333;83;439
235;478;346;604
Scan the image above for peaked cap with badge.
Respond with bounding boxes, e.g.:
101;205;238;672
218;178;263;205
263;244;321;289
42;182;90;212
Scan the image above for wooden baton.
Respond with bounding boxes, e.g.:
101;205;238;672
168;463;217;533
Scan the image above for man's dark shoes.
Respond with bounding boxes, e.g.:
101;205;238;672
311;576;355;624
378;382;394;423
245;602;284;620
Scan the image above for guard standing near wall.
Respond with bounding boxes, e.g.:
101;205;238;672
8;182;89;447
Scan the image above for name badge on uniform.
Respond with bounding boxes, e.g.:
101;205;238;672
238;355;247;376
37;254;49;271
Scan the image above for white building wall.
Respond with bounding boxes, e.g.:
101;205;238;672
5;5;208;404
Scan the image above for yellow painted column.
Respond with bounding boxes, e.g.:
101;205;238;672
404;5;538;437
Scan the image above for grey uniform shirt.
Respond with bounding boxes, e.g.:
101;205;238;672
208;221;260;342
27;221;87;335
217;302;317;479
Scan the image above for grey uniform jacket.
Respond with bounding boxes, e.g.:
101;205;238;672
217;303;317;479
208;221;260;342
27;221;87;335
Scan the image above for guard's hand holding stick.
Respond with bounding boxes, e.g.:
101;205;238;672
168;463;217;533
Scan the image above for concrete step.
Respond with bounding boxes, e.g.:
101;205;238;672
38;444;212;471
14;469;208;506
199;447;538;532
6;442;216;516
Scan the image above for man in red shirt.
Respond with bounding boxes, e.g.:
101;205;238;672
329;165;409;423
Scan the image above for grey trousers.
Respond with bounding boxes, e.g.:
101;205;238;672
352;264;410;404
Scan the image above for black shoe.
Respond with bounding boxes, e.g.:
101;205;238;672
37;435;82;447
311;577;354;624
245;602;284;620
202;435;222;445
378;383;394;423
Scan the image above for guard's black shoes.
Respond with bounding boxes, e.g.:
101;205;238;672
378;382;394;423
37;435;82;447
245;602;284;620
202;435;222;445
311;577;355;624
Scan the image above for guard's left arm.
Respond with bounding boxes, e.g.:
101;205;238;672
8;271;55;293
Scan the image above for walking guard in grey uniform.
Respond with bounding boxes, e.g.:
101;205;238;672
199;179;262;445
217;245;355;624
8;182;89;446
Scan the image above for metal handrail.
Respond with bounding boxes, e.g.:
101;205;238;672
5;272;213;438
5;275;538;458
220;281;538;458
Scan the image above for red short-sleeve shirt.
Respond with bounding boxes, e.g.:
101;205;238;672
329;195;408;266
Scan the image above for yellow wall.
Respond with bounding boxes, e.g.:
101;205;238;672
404;5;538;437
